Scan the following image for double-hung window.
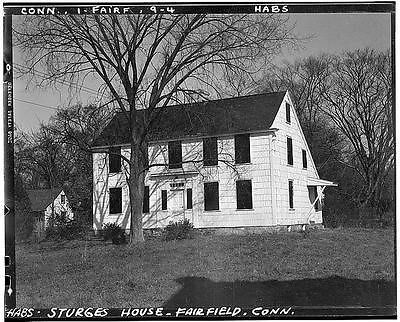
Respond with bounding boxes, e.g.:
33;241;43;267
203;137;218;166
287;137;293;165
109;147;122;173
204;182;219;211
109;187;122;214
236;180;253;209
235;134;250;164
302;149;307;169
168;141;182;169
286;103;291;123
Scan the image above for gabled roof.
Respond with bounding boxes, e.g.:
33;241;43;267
26;188;63;212
92;91;287;147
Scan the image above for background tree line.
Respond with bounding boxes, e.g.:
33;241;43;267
261;48;394;227
15;46;393;240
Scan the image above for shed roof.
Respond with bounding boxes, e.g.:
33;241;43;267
26;188;63;212
92;91;286;147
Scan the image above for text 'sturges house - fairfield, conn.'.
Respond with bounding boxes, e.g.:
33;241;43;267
91;90;336;232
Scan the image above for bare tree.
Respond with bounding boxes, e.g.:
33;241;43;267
259;55;344;170
321;49;393;218
15;14;298;243
15;127;72;190
261;55;333;134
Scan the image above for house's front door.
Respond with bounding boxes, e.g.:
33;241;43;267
169;189;185;222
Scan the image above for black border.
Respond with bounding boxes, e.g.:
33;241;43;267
3;2;396;320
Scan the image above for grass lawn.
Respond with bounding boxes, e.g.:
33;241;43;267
16;228;395;308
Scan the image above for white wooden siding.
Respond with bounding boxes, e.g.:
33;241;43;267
270;92;322;225
92;91;324;231
44;190;74;226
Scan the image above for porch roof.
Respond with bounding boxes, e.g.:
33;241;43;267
307;177;338;187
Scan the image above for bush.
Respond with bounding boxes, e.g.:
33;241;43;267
46;214;86;240
102;223;126;244
163;219;194;241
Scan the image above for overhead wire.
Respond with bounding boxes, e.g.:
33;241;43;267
13;63;100;96
14;98;60;111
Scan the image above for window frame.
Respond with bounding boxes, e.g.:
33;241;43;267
288;180;294;210
60;194;65;204
187;188;193;209
109;146;122;173
203;137;218;166
287;137;293;166
168;140;182;169
302;149;307;169
161;190;168;210
286;102;291;124
236;180;253;210
234;134;251;164
204;182;219;211
143;186;150;213
109;187;122;214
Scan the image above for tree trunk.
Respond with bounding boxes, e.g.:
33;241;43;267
127;138;146;244
128;174;145;244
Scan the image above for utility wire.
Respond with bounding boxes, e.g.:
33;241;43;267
14;98;60;111
14;63;100;96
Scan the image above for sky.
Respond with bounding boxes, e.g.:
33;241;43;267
13;12;392;132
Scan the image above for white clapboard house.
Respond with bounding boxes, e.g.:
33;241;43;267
27;188;74;228
91;91;336;232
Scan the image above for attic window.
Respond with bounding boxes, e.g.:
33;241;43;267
109;147;122;173
286;103;291;123
168;141;182;169
60;195;65;204
235;134;250;164
302;149;307;169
